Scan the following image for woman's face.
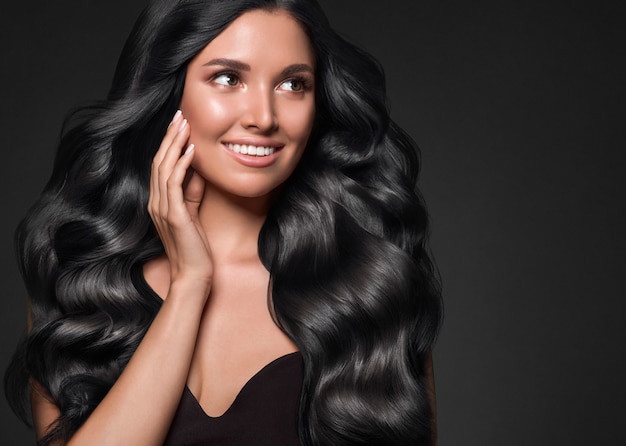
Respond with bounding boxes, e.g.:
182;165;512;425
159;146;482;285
180;9;316;199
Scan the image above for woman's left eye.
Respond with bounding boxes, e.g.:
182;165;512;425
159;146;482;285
213;73;240;87
279;78;307;92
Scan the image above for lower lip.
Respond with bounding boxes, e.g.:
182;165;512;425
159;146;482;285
222;144;282;168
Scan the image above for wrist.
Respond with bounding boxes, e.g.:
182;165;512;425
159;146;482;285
167;276;211;303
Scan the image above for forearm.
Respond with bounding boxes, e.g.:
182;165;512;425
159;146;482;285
34;110;209;445
66;281;207;446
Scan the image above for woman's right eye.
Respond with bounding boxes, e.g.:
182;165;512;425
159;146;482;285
212;73;240;87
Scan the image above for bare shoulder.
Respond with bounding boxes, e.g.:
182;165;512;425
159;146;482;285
424;350;438;445
30;379;61;442
142;254;170;300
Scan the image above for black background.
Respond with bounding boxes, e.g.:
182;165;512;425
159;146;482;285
1;1;624;444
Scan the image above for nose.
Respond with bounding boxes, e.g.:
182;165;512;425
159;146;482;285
240;86;278;133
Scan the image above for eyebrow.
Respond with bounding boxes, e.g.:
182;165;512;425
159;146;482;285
202;58;250;71
202;58;314;76
281;64;314;77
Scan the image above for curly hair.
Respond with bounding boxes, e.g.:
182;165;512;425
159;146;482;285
5;0;442;444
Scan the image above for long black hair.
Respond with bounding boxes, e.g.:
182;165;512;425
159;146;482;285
5;0;442;444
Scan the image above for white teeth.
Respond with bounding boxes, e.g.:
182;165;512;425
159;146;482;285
226;143;276;157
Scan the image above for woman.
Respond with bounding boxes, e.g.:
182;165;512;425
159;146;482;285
5;0;442;444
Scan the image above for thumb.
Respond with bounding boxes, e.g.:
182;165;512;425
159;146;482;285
183;169;205;207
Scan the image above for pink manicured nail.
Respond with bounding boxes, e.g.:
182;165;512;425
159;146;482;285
178;119;188;132
184;144;195;155
170;110;182;125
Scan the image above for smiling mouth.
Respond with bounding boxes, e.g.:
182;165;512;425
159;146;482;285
225;143;277;157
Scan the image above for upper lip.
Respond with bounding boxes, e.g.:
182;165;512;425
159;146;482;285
222;138;285;148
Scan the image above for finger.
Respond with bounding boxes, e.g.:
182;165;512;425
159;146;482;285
148;160;160;226
158;119;190;215
159;118;189;177
183;168;205;218
153;110;183;166
167;109;183;130
184;168;205;206
165;144;196;218
157;118;189;193
150;111;183;217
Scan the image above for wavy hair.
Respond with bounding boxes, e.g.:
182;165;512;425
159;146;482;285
5;0;442;444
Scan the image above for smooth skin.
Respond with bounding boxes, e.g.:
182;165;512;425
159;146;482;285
30;9;437;445
32;10;313;444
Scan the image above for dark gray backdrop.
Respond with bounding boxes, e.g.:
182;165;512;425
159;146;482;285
1;1;624;444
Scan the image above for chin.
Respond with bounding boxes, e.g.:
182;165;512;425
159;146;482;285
211;180;285;202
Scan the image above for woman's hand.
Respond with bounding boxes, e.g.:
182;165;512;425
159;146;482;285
148;110;213;292
56;111;214;446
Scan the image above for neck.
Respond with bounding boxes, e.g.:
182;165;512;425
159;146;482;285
198;187;273;264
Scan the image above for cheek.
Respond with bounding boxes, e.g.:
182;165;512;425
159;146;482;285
181;92;239;137
280;103;316;142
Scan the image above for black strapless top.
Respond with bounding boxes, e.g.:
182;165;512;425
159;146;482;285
163;352;303;445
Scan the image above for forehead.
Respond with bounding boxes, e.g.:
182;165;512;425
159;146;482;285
190;9;315;68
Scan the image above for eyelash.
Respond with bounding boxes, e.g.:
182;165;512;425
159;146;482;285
210;72;313;92
212;72;240;87
279;76;313;92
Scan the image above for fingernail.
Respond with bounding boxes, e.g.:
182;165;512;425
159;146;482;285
178;119;188;132
184;144;195;155
170;110;182;125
